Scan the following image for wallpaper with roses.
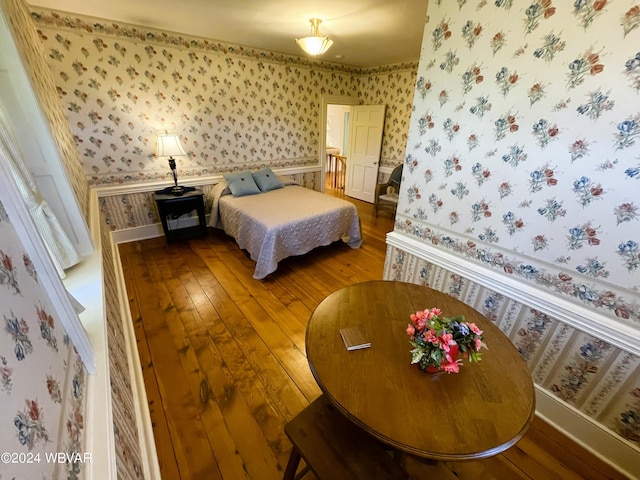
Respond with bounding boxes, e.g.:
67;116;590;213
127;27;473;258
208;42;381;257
396;0;640;320
0;200;87;479
30;8;415;188
384;0;640;452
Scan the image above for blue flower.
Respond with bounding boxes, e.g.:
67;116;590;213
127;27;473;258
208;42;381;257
573;0;588;11
625;167;640;178
456;323;470;335
626;58;640;71
532;119;547;132
526;4;541;17
569;227;584;237
569;59;587;72
618;240;638;253
580;343;595;357
576;104;590;114
518;264;538;277
621;410;639;426
576;285;598;302
484;296;498;310
573;176;589;189
530;170;544;181
14;414;30;446
14;343;26;361
73;374;82;399
617;120;637;134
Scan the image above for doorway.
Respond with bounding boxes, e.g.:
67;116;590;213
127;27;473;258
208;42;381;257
325;104;350;192
320;95;358;194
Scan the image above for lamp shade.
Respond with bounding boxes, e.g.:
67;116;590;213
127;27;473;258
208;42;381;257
155;134;186;158
296;18;333;57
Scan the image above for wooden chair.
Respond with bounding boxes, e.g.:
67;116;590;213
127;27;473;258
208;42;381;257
283;394;407;480
374;164;403;217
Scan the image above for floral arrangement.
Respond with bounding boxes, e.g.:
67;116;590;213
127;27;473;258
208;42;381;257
406;307;487;374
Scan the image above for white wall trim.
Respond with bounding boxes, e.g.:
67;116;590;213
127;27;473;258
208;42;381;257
0;135;97;372
386;231;640;356
111;222;165;244
111;230;162;480
93;165;321;197
64;190;116;480
535;387;640;479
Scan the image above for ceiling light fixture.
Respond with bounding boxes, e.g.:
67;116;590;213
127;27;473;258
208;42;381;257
296;18;333;57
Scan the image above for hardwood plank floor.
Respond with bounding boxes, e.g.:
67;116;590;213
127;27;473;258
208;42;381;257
119;181;628;480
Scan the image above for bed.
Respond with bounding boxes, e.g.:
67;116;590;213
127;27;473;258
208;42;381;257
208;174;362;279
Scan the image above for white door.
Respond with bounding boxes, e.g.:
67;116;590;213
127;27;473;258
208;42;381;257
344;105;385;203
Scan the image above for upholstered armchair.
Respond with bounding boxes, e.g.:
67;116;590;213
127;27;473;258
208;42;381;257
374;164;403;217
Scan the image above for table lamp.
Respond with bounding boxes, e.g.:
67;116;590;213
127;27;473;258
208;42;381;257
156;133;186;195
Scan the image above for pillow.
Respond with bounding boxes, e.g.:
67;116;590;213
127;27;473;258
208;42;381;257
252;167;283;192
223;171;261;197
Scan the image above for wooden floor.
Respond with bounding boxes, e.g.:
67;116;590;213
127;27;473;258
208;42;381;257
119;180;628;480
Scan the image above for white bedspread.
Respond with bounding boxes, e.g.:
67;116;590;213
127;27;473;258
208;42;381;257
208;182;362;279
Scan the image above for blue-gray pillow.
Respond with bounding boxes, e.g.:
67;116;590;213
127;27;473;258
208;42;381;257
223;171;261;197
252;168;283;192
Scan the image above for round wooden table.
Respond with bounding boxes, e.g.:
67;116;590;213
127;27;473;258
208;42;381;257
305;280;536;461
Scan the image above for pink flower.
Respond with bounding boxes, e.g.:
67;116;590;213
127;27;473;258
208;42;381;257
424;329;437;344
27;400;40;421
439;332;454;352
467;322;483;335
406;324;415;339
442;360;460;373
475;338;483;351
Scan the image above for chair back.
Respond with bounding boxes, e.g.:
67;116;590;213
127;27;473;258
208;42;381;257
389;164;403;186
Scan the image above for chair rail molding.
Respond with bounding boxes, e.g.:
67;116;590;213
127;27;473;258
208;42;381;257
93;165;321;197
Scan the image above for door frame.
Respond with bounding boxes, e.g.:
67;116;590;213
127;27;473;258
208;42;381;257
319;95;359;192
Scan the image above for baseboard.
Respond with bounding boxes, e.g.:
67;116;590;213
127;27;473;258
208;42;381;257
110;232;162;480
111;216;206;244
535;387;640;479
111;223;164;244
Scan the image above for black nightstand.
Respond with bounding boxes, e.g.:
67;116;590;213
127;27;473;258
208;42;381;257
153;189;207;243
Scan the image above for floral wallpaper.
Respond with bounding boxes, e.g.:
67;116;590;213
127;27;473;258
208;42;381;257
395;0;640;321
0;200;88;479
31;8;416;190
100;215;145;479
384;247;640;448
1;0;88;218
384;0;640;455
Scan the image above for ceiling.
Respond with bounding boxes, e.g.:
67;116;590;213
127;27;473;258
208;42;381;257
26;0;429;68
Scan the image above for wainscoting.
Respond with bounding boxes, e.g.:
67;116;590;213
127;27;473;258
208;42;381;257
384;231;640;479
